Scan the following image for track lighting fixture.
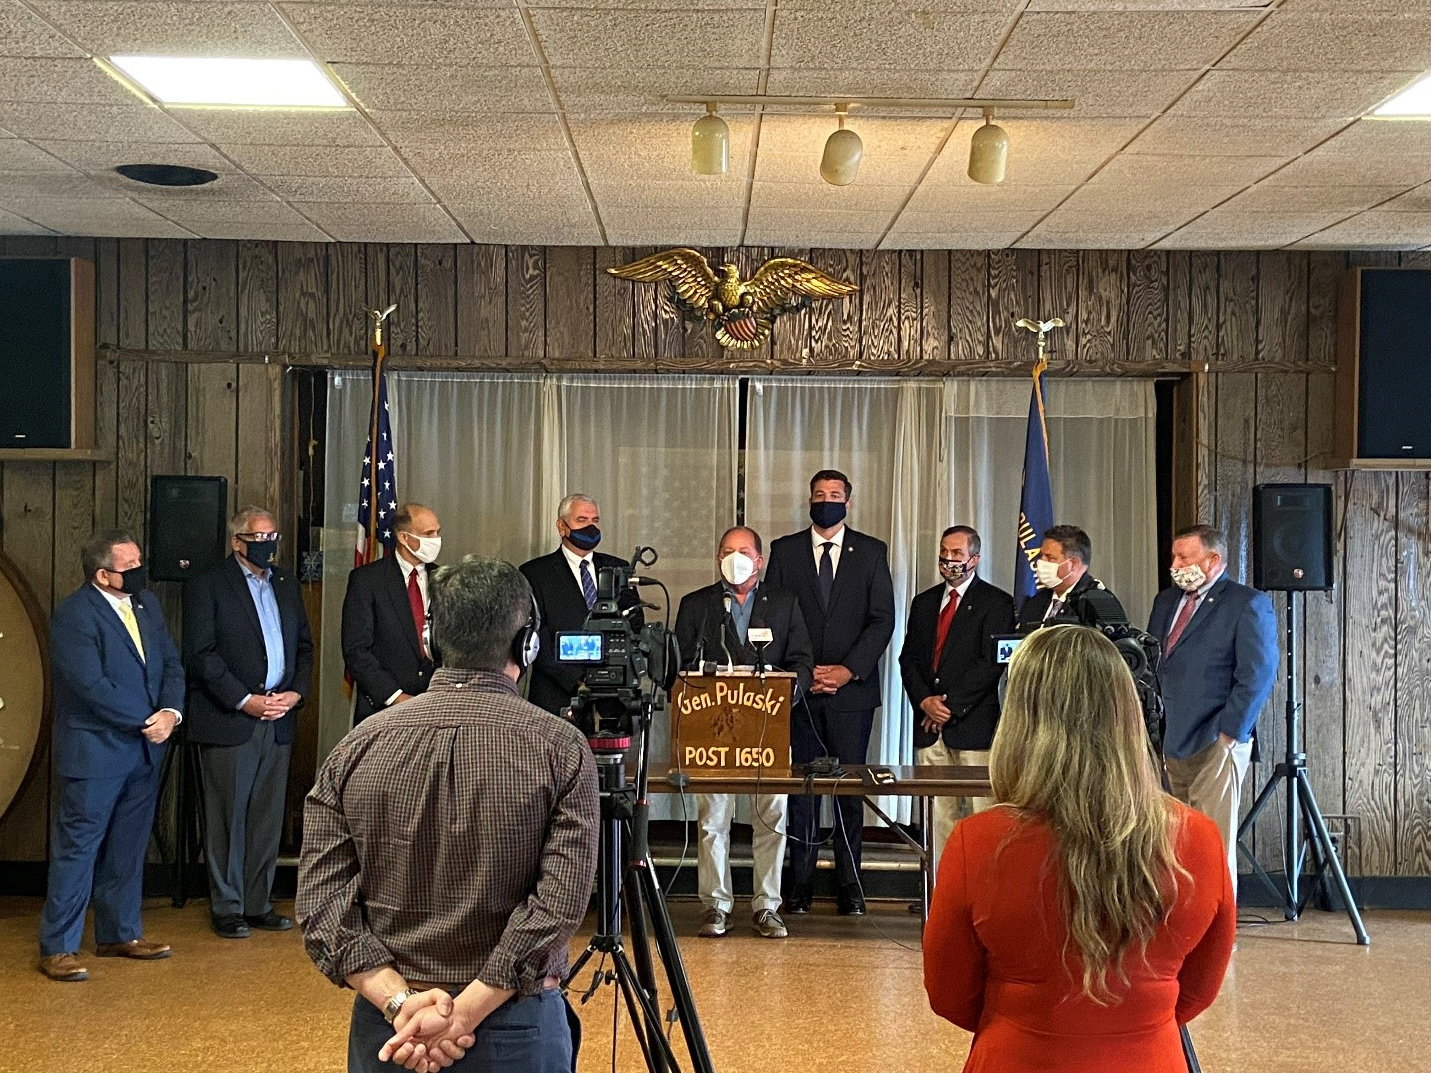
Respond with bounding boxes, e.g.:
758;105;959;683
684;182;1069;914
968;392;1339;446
691;102;729;176
819;106;862;187
967;109;1009;185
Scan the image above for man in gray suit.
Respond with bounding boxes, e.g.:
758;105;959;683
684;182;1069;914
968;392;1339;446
1149;524;1278;894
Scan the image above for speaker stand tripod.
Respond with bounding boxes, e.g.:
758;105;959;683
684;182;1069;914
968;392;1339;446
1236;590;1369;945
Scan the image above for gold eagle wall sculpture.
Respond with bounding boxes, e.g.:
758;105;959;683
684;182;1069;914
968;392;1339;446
606;248;860;350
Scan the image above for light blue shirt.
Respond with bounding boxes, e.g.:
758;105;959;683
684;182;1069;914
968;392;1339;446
242;560;286;692
722;582;756;644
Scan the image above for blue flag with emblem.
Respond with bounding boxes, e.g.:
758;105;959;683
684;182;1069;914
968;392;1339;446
355;354;398;569
1015;357;1054;604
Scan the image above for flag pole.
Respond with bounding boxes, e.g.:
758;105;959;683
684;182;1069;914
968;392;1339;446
365;304;396;562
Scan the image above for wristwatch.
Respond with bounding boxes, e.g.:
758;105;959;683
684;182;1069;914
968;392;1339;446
383;988;419;1024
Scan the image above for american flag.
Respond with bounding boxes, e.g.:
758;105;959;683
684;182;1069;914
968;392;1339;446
355;358;398;568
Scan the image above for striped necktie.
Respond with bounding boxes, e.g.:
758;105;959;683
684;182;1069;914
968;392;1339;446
580;559;597;610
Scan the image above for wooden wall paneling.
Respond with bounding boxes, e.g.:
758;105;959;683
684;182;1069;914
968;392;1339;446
1126;250;1168;366
806;248;861;366
897;250;920;368
144;239;185;352
327;244;368;357
948;250;988;365
416;244;457;358
653;250;688;364
0;235;56;256
506;245;545;360
1077;250;1126;368
386;245;417;357
50;464;93;607
1037;250;1078;367
146;359;188;481
987;249;1039;367
277;243;329;355
185;240;237;353
768;247;811;368
1214;251;1258;578
236;363;284;518
185;363;239;514
1342;471;1399;877
860;250;901;367
114;244;149;540
918;250;950;367
237;241;278;353
593;246;633;361
628;247;659;369
456;244;505;359
1395;472;1431;874
1166;251;1191;365
542;246;593;363
364;242;389;338
1188;253;1218;517
92;240;120;527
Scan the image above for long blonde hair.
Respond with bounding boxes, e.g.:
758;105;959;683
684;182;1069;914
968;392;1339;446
990;625;1188;1004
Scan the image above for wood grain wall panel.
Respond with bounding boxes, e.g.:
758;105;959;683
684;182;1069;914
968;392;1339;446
769;247;812;368
1038;250;1078;366
416;244;457;358
237;241;278;354
506;245;545;360
1343;471;1399;877
236;364;283;518
1166;252;1190;365
386;245;417;358
144;240;185;352
186;364;238;512
457;244;505;359
50;463;92;605
114;360;148;536
1215;252;1258;576
117;240;146;350
807;248;861;366
543;246;593;362
861;250;900;367
364;242;389;330
277;243;328;356
988;249;1039;367
593;247;633;361
948;250;988;365
185;240;236;353
1395;472;1431;875
919;250;950;367
1077;250;1125;369
898;250;920;368
327;244;368;357
146;360;188;481
1126;251;1167;366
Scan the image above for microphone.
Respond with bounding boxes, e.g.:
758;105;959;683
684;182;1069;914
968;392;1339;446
748;626;773;676
627;576;664;587
719;593;736;672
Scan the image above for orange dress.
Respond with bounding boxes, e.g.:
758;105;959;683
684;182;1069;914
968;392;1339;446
923;802;1235;1073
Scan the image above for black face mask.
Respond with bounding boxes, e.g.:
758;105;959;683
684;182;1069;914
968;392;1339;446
809;501;847;530
115;565;147;595
567;525;601;551
244;541;277;569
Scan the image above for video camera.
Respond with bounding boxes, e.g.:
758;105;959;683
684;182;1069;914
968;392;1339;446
556;546;674;747
1102;623;1167;755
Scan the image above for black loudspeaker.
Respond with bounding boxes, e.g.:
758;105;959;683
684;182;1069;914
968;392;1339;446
1252;483;1333;592
148;476;228;582
0;258;95;450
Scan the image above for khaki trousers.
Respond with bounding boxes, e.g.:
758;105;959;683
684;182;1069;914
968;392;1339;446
1165;737;1253;898
915;738;995;879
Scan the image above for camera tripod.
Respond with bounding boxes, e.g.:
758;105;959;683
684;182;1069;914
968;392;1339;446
1236;590;1369;945
565;722;716;1073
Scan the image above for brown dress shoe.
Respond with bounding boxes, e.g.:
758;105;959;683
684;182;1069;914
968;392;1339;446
39;953;89;981
95;939;171;960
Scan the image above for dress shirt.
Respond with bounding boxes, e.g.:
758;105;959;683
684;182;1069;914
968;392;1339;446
382;555;432;706
560;543;597;593
240;560;286;700
1166;569;1222;643
941;573;976;613
722;582;757;644
92;584;182;723
297;669;599;996
810;524;845;575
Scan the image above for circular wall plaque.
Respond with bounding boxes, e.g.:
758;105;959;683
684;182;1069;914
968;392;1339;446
0;552;46;821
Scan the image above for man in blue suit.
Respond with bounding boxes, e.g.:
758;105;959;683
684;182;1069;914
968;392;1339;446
1150;524;1278;895
39;530;185;981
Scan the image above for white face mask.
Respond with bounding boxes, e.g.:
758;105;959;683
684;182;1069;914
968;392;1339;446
1034;558;1065;590
405;534;442;565
1171;563;1207;592
720;551;757;587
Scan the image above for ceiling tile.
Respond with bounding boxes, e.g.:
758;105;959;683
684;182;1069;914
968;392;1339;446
1125;116;1347;157
589;178;745;209
1222;13;1431;72
529;0;764;7
1036;206;1193;233
532;9;768;68
32;2;308;58
0;58;141;105
452;202;597;234
333;65;551;114
552;67;761;114
753;114;945;187
0;172;128;200
743;228;881;249
887;208;1045;233
569;114;756;184
599;208;744;239
994;11;1261;70
764;68;981;99
1222;184;1405;213
1378;185;1431;211
1059;182;1242;216
150;200;309;225
180;219;333;241
1305;118;1431;160
604;226;739;246
1154;211;1346;248
0;195;194;236
173;108;385;147
1089;152;1285;186
905;182;1077;212
0;139;77;173
1170;70;1418;118
297;202;466;242
0;101;200;144
1288;210;1431;248
1025;0;1264;7
280;5;534;65
924;117;1145;185
749;181;911;212
108;171;276;200
218;143;410;177
744;207;897;234
260;175;434;203
882;231;1024;250
34;139;230;172
418;162;586;203
772;9;1009;70
976;69;1200;118
0;0;87;57
368;111;567;150
1015;230;1166;248
1262;152;1431;187
0;206;55;234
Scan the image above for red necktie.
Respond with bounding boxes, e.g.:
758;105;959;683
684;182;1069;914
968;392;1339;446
931;588;959;670
408;568;427;658
1164;592;1199;654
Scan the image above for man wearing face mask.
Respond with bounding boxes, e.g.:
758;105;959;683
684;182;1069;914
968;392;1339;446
520;492;644;716
183;506;314;938
898;526;1015;872
1150;524;1277;893
1016;524;1128;632
765;469;895;916
341;503;443;723
40;530;185;981
673;526;813;939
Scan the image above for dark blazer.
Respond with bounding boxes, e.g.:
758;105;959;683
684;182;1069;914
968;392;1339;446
183;554;315;747
341;555;437;721
763;526;895;712
899;576;1017;751
49;584;186;778
519;548;644;714
1149;575;1279;760
1017;573;1128;632
673;581;815;696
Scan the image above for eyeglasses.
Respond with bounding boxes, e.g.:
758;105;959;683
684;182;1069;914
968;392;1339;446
238;532;282;543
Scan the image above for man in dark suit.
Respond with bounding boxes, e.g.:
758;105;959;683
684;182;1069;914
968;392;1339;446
1151;524;1278;895
519;492;642;716
1017;524;1128;631
341;503;442;722
898;525;1015;871
764;469;895;915
184;506;314;939
674;525;813;940
39;530;184;981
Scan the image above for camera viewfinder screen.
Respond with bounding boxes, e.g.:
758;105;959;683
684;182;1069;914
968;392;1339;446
994;635;1023;665
558;632;604;663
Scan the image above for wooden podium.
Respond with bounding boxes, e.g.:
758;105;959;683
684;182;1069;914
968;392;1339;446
668;669;795;774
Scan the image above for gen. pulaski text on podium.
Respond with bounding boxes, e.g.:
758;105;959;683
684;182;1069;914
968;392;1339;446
669;671;795;773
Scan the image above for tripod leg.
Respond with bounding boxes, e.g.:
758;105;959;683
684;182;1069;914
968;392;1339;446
621;879;670;1063
1234;765;1287;908
1180;1024;1202;1073
610;948;684;1073
1295;770;1370;945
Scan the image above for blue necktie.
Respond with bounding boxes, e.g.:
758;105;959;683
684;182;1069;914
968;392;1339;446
580;559;597;610
818;541;835;608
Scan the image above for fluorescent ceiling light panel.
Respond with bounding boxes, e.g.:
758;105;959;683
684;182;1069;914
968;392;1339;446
109;56;348;108
1373;73;1431;117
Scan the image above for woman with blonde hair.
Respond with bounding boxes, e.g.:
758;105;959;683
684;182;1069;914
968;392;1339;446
923;625;1235;1072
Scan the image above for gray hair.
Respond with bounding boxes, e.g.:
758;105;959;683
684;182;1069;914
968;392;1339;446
558;493;597;524
228;506;275;541
1174;524;1228;559
81;529;139;580
430;555;532;672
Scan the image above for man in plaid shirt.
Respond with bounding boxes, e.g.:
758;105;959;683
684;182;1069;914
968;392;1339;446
298;555;598;1073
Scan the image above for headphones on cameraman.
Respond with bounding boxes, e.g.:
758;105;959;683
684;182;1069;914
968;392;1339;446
513;592;541;671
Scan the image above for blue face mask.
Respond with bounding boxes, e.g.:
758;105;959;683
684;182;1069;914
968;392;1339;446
809;501;847;530
567;525;601;551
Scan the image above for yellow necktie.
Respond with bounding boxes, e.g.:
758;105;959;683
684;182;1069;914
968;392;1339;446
118;601;145;662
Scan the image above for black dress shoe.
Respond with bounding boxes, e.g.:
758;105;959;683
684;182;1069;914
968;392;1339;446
212;914;251;939
787;896;813;915
245;911;293;932
837;886;867;916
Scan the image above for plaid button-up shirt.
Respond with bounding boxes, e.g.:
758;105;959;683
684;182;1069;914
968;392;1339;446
297;668;598;995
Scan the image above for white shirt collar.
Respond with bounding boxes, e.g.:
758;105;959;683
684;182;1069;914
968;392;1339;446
92;583;132;611
811;524;845;549
946;574;976;600
560;544;594;570
1189;568;1222;600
